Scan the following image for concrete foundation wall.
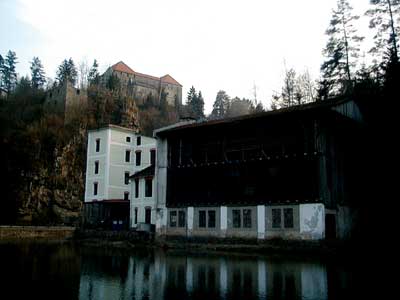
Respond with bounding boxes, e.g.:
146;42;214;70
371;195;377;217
157;204;326;240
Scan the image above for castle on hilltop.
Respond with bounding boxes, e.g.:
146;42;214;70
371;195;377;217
101;61;182;107
44;61;182;121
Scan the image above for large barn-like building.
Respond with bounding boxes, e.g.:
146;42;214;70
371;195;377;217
153;98;365;240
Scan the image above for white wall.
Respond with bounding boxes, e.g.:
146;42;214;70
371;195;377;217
84;126;156;203
84;129;108;202
299;203;325;240
130;177;156;227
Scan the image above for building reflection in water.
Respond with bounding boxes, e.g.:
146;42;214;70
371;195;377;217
79;250;328;300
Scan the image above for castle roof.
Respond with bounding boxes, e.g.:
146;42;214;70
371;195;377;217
111;61;135;74
111;61;182;86
161;74;182;86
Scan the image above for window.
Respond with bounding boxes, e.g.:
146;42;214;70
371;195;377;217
145;178;152;197
126;136;131;142
137;136;141;145
136;151;141;166
124;192;129;201
243;209;252;228
93;182;98;195
272;209;281;228
95;139;100;152
124;172;130;185
145;207;151;224
178;211;186;227
284;208;294;228
125;150;131;162
134;207;138;224
199;210;206;228
233;209;241;228
150;149;156;165
170;211;177;227
94;161;99;174
135;178;139;198
208;210;216;228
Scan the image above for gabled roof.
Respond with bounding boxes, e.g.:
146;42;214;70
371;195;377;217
110;61;181;86
129;165;155;179
111;61;135;74
161;74;182;86
155;98;361;137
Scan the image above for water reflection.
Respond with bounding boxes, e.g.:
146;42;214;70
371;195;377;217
79;250;328;300
0;242;357;300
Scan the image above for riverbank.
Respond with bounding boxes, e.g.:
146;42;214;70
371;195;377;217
0;226;363;258
0;225;75;240
74;229;357;258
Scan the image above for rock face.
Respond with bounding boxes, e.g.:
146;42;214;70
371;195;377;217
18;129;86;225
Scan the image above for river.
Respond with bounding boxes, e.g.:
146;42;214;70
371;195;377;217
0;241;369;300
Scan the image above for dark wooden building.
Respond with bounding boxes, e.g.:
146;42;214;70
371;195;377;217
154;98;365;240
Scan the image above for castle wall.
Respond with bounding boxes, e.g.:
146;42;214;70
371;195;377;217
101;66;182;107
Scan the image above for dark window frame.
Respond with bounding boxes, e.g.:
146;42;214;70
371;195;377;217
137;136;141;146
95;139;100;152
145;177;153;197
124;192;129;201
178;211;186;227
232;209;241;228
125;150;131;162
150;149;156;165
170;211;177;227
136;151;141;166
94;161;99;174
93;182;98;196
284;208;294;228
243;209;252;228
124;172;130;185
199;210;206;228
126;136;131;142
135;178;139;198
134;207;138;224
208;210;216;228
272;208;282;229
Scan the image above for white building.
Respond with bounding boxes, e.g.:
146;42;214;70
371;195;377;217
129;165;156;229
84;125;156;229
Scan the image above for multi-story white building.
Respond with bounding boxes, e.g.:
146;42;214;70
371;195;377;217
129;164;156;229
84;125;156;229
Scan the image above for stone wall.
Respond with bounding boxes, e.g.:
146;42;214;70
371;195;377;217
0;226;75;240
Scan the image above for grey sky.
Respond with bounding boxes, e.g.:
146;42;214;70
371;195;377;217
1;0;371;113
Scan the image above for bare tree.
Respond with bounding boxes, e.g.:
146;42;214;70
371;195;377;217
78;59;89;89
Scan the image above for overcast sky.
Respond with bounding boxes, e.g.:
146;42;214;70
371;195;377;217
1;0;371;113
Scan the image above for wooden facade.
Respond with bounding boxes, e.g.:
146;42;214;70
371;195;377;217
156;99;366;238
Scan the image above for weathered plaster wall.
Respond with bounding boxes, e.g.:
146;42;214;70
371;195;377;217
299;203;325;240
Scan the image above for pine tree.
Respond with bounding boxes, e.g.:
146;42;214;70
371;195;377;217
211;90;230;118
30;57;46;89
56;58;78;85
88;59;100;85
366;0;400;61
2;50;18;95
192;90;205;119
186;86;196;106
0;54;4;91
321;0;364;96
